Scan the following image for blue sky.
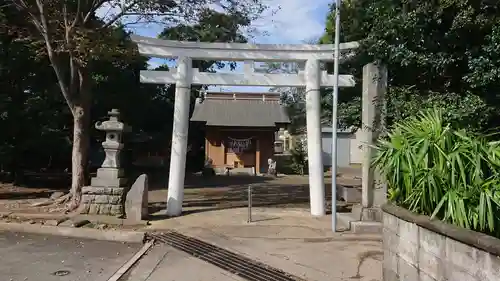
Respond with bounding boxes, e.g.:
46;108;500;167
130;0;332;44
99;0;333;92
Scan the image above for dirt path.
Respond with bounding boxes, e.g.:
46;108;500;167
0;168;361;216
148;173;360;215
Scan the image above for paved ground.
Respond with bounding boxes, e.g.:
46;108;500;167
0;232;141;281
142;208;383;281
0;208;382;281
126;236;381;281
0;168;382;281
122;244;246;281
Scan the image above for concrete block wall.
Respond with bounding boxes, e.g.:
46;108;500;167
382;204;500;281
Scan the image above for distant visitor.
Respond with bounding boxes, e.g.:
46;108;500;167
267;158;277;176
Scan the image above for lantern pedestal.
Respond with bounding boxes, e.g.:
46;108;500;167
81;109;131;216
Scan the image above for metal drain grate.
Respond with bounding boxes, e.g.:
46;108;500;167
147;231;303;281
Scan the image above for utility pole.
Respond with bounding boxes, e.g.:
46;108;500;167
331;0;341;233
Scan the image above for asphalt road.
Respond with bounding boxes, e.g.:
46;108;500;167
0;231;141;281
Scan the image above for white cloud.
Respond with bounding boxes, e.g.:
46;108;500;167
96;1;332;93
250;0;331;44
97;0;331;44
206;0;333;93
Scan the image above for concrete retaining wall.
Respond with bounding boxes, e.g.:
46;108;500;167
382;204;500;281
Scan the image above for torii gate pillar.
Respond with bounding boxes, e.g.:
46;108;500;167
166;57;192;216
131;35;359;217
305;59;326;216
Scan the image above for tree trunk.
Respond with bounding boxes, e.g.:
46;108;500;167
69;103;90;208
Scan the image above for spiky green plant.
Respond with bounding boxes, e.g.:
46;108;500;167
373;108;500;237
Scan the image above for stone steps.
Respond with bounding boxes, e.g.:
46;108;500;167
336;205;383;234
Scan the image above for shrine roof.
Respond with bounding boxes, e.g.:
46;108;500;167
191;93;290;127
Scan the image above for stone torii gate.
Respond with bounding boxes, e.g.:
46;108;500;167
131;35;359;217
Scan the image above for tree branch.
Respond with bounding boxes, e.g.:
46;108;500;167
82;0;107;24
0;2;15;9
121;17;174;28
69;0;82;29
63;3;69;30
120;12;177;16
120;18;159;27
33;0;75;110
10;0;45;34
100;0;140;29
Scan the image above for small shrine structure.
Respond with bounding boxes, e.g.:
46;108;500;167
191;92;290;175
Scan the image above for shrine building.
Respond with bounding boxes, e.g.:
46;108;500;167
191;92;290;174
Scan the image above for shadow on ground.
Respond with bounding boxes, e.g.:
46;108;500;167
148;179;352;220
0;172;70;189
0;190;54;200
147;174;276;190
0;169;360;219
0;172;66;200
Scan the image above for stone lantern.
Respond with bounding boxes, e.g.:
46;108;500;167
95;109;130;169
81;109;131;216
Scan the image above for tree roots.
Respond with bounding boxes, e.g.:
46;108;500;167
29;193;80;213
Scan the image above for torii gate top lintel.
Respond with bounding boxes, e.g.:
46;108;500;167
131;35;359;62
131;35;359;217
132;35;358;88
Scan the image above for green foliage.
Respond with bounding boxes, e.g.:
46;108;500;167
384;87;492;132
160;9;248;43
277;88;306;134
320;0;500;132
289;139;308;175
0;3;260;177
373;108;500;237
158;9;254;172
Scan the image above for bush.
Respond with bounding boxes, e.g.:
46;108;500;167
373;108;500;237
289;138;308;175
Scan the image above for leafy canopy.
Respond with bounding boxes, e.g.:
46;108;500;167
320;0;500;132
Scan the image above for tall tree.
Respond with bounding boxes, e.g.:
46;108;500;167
0;9;67;181
266;62;341;133
159;8;252;171
320;0;500;132
2;0;267;209
263;62;306;133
